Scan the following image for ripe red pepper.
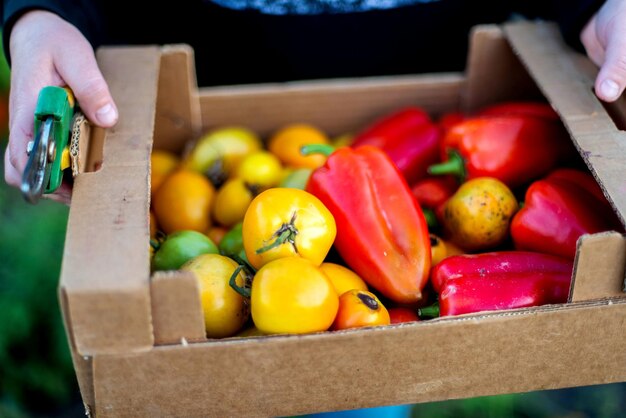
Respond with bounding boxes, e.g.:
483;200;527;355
351;107;441;185
511;169;622;259
411;176;458;227
422;251;573;317
430;251;573;293
305;144;431;304
477;101;560;121
428;115;575;188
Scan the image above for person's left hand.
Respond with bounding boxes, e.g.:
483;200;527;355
580;0;626;102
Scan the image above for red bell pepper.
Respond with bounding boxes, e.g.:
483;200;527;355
428;115;576;188
437;111;466;136
422;251;573;317
430;251;573;293
511;169;622;259
351;107;441;185
477;101;560;121
304;144;431;304
411;176;458;228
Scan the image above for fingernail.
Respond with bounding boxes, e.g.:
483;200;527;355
600;79;620;101
96;103;118;126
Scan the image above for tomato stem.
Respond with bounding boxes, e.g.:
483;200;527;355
229;265;251;298
256;212;299;254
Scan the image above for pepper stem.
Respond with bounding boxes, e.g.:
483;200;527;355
427;150;466;182
149;239;161;251
422;208;438;229
300;143;335;157
418;303;440;319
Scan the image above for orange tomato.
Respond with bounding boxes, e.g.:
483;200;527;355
207;226;228;245
331;290;390;330
268;123;330;169
152;169;215;234
151;150;179;195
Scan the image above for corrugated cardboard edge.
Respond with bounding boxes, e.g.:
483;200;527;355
503;21;626;227
570;232;626;302
503;20;626;297
151;270;207;345
91;300;626;417
58;46;161;356
198;74;464;139
153;44;202;154
462;24;543;112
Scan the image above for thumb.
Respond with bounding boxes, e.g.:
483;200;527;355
594;27;626;102
54;37;118;127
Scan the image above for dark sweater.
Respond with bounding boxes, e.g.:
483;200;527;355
1;0;605;86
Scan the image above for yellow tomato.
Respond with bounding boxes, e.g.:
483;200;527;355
331;132;354;148
151;150;179;195
268;123;330;169
429;234;464;266
331;290;390;331
319;262;367;296
235;151;283;190
152;169;215;234
183;126;262;180
243;188;336;269
212;178;255;228
251;257;338;334
182;254;249;338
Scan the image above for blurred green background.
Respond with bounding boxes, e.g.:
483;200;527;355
0;37;624;418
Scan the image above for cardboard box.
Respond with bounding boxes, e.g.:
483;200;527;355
59;21;626;417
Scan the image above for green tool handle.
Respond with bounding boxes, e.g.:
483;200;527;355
34;86;74;193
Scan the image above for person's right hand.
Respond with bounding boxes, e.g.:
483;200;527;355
580;0;626;103
5;10;118;204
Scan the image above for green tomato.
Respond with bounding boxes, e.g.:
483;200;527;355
279;168;312;190
152;230;218;272
219;222;244;256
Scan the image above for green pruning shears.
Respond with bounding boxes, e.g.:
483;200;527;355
21;86;75;204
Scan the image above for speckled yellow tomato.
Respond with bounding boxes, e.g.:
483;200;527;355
268;123;330;169
243;188;336;269
181;254;249;338
212;178;254;228
443;177;519;251
331;290;390;331
251;257;338;334
319;262;368;296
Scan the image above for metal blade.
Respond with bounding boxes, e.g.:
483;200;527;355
21;117;54;204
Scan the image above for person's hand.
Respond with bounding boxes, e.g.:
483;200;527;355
5;10;118;204
581;0;626;103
